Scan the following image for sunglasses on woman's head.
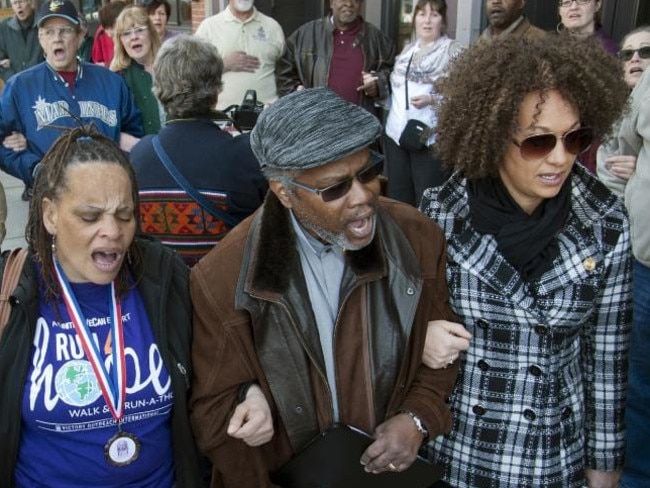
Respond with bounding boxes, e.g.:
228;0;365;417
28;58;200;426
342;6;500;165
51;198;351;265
512;127;594;161
618;46;650;62
288;152;384;202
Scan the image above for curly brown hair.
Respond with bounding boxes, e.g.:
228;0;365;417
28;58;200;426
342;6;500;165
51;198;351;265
434;35;630;178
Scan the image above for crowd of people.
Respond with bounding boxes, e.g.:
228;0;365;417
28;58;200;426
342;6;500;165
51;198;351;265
0;0;647;487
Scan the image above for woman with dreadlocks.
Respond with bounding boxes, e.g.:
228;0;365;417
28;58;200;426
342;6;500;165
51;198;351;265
420;35;632;488
0;127;203;487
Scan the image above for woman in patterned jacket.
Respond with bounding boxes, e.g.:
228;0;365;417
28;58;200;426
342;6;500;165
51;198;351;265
419;36;632;488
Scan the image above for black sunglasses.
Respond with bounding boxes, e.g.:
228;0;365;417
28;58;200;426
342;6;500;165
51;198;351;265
288;153;384;202
618;46;650;62
512;127;594;161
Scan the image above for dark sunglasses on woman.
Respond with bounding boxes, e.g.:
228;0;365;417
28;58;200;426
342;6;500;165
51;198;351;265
512;127;595;161
618;46;650;62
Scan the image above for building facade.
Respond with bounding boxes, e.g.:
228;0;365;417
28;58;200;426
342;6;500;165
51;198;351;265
193;0;648;48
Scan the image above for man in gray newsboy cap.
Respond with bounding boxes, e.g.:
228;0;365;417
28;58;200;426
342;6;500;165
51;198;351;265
190;87;458;486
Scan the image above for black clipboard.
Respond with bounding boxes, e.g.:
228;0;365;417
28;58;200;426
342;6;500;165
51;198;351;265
270;424;443;488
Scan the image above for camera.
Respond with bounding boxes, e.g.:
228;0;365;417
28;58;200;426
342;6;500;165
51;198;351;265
224;89;264;132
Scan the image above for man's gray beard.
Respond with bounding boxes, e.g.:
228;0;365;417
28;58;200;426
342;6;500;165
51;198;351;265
300;213;377;251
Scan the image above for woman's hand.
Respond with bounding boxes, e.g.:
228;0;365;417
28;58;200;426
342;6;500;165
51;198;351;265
584;468;621;488
410;94;433;110
3;131;27;152
423;320;472;369
227;384;274;446
605;155;636;180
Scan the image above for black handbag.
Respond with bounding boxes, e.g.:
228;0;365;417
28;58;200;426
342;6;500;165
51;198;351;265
399;119;430;152
398;53;431;152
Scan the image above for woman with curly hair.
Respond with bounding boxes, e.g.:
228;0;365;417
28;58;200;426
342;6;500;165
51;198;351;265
419;35;632;488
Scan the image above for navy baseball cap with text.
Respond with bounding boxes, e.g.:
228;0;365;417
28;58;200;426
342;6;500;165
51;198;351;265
37;0;80;27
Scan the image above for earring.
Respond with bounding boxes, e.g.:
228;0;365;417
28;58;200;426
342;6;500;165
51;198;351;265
51;235;56;255
556;22;565;34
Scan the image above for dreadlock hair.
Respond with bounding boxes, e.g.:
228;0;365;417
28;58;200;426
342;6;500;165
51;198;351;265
433;35;630;179
26;126;142;303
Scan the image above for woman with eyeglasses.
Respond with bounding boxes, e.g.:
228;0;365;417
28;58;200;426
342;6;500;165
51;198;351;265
597;26;650;199
110;6;162;136
419;36;631;488
557;0;618;55
557;0;618;176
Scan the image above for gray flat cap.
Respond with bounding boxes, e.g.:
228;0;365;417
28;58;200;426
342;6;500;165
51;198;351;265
249;87;381;170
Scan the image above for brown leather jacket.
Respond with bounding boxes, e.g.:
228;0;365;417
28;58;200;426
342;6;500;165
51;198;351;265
190;194;458;487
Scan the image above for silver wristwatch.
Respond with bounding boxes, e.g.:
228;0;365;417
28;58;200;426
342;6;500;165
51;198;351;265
401;410;429;439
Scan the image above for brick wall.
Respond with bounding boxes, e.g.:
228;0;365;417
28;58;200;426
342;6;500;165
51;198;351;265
190;0;206;33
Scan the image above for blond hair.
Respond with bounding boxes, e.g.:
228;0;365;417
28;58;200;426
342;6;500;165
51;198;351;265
109;6;161;72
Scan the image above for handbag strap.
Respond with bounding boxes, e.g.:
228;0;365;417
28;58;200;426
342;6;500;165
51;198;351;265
152;136;240;228
404;52;415;112
0;248;28;342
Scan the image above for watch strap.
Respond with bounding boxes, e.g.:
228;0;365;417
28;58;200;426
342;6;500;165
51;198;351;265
399;410;429;439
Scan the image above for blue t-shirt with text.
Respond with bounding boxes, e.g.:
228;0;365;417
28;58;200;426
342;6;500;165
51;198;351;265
15;279;174;487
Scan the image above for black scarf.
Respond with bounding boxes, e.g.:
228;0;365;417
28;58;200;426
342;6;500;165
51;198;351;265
467;175;571;282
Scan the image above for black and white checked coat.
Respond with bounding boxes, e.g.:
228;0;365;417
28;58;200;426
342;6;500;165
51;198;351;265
420;165;633;488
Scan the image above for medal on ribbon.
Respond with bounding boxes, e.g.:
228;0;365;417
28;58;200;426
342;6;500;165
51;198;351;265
53;259;140;467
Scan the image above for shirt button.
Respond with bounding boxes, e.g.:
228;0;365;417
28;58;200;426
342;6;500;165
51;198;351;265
406;287;415;295
294;406;303;414
472;404;486;416
477;359;490;371
528;365;543;377
523;409;537;421
583;257;596;271
534;324;549;335
476;319;489;330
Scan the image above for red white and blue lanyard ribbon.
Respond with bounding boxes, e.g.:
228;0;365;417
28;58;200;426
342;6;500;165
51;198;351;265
53;259;127;421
